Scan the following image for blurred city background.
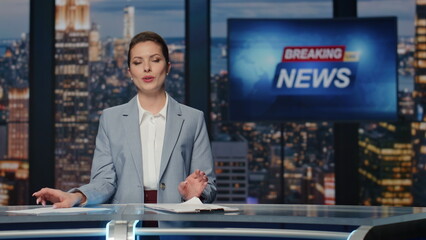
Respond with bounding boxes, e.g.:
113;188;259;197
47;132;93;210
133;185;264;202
0;0;422;207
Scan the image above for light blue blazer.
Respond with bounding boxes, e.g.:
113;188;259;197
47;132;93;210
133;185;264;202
77;94;217;204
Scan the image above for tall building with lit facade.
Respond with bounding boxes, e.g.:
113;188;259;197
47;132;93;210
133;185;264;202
0;160;29;205
267;144;283;202
7;88;29;160
0;88;30;205
0;83;5;160
169;48;184;73
412;122;426;205
113;38;127;69
414;0;426;121
123;5;135;42
89;23;101;62
212;141;248;203
398;37;415;120
54;0;92;190
282;122;333;204
359;122;413;206
0;20;30;205
412;0;426;206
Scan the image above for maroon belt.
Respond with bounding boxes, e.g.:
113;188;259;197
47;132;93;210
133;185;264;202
143;190;158;228
144;190;157;204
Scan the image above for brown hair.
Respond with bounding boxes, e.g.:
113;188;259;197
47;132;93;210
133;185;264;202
127;31;170;68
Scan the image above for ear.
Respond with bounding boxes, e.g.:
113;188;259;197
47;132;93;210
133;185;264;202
167;62;171;75
127;68;132;78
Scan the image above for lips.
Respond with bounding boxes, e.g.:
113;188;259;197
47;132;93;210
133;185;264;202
142;76;155;83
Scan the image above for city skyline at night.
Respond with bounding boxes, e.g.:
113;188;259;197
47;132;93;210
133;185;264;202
0;0;422;206
0;0;414;39
0;0;29;205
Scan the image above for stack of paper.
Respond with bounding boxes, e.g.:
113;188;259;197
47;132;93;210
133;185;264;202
144;197;239;213
6;207;111;215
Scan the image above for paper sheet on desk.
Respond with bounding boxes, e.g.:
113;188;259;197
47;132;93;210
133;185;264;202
7;207;111;215
145;197;239;213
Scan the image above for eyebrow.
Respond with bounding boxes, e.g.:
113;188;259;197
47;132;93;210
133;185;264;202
132;54;162;60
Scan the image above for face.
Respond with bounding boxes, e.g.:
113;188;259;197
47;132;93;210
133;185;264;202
128;41;171;95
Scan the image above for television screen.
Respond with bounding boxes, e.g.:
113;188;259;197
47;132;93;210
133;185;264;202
227;17;397;121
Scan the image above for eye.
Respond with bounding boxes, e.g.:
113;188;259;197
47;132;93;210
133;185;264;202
132;61;141;65
152;58;161;63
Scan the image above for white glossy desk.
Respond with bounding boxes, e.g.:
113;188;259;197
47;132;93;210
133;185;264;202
0;204;425;240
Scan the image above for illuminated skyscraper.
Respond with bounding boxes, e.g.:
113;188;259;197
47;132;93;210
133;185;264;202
0;126;6;159
397;36;415;120
169;48;184;72
54;0;92;190
0;161;29;205
3;88;29;205
282;122;333;204
324;172;335;205
359;123;413;206
412;0;426;206
89;23;101;62
123;5;135;42
113;38;127;69
212;141;248;203
412;122;426;205
414;0;426;121
7;88;29;160
0;10;30;204
56;0;90;32
0;85;6;124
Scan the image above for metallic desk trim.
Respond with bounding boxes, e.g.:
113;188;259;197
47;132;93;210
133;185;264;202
1;203;425;239
0;228;105;239
347;226;372;240
136;227;351;239
0;226;356;240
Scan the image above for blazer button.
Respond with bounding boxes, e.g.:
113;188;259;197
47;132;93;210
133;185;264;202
160;183;166;190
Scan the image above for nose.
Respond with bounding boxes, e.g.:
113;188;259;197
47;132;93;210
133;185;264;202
143;62;151;72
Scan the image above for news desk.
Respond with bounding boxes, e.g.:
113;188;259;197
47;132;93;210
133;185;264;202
0;204;425;240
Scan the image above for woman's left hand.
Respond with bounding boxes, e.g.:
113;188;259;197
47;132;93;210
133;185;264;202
178;169;208;201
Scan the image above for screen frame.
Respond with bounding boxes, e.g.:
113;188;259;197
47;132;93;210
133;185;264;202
226;17;399;122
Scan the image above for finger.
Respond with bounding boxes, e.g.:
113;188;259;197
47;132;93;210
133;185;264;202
39;187;50;193
32;190;43;197
178;181;188;199
52;203;61;209
34;188;50;197
178;181;187;190
36;197;45;205
53;201;70;209
197;170;204;179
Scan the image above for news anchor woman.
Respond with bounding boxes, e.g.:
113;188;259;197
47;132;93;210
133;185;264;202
33;31;217;208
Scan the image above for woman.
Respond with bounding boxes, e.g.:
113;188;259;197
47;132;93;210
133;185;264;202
33;31;217;208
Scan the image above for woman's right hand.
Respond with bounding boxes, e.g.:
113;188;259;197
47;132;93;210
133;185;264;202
32;188;86;208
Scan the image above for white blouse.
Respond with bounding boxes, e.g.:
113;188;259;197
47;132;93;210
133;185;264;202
137;94;168;190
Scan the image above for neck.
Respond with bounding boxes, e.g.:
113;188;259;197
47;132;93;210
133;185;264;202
138;91;167;115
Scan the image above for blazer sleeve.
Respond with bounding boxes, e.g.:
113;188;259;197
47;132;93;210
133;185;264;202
74;113;117;205
191;112;217;203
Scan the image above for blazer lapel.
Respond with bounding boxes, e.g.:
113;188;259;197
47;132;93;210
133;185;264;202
122;96;143;185
159;96;184;180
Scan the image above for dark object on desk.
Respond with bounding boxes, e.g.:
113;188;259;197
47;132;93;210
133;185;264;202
364;218;426;240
